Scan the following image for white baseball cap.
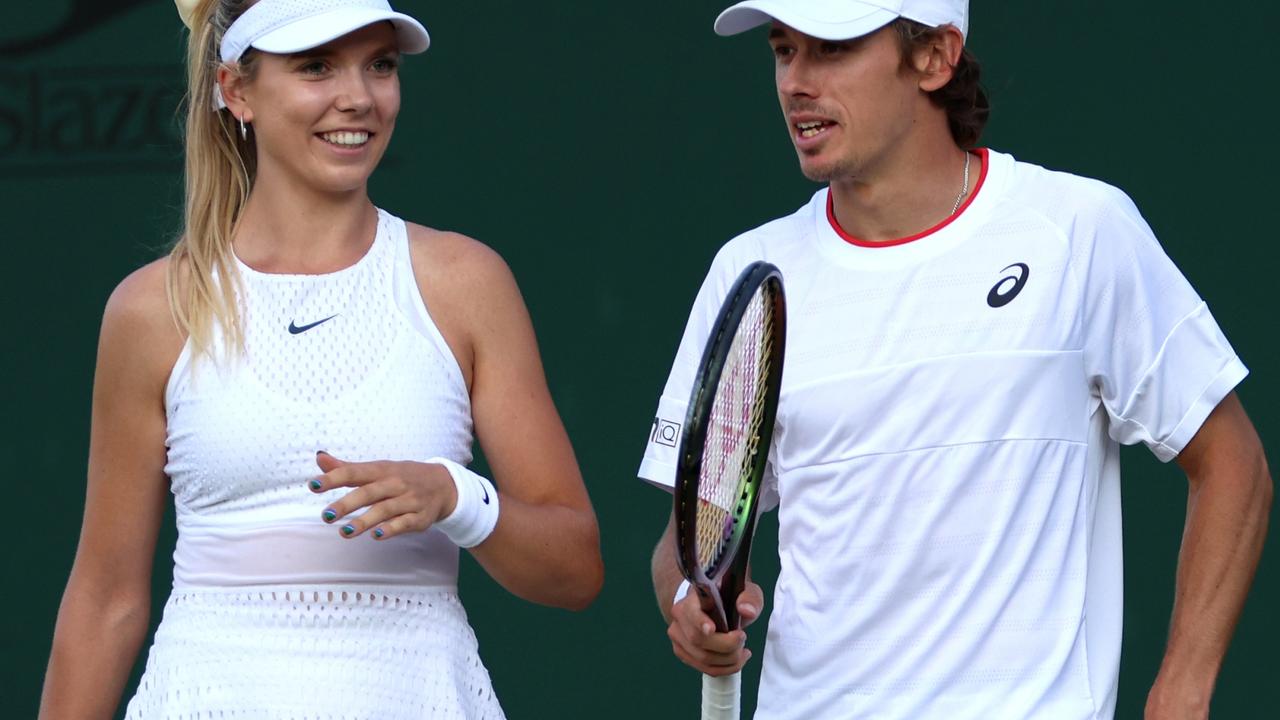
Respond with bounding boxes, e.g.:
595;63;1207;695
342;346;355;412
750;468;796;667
220;0;430;63
714;0;968;41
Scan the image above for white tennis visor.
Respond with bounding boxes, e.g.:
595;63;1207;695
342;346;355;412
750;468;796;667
714;0;968;41
220;0;430;63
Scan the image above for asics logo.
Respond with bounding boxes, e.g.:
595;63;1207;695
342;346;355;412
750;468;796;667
287;315;338;335
987;263;1030;308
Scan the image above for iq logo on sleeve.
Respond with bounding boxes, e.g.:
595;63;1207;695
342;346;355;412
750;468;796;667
651;417;682;448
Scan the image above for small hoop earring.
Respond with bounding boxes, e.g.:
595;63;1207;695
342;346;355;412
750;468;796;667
240;115;249;141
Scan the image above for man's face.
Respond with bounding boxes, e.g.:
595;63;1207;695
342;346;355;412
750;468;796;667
768;23;920;182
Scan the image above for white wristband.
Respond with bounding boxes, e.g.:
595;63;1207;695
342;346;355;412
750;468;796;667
673;579;692;609
428;457;499;548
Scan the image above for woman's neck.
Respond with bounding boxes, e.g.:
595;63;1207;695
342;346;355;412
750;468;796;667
233;176;378;274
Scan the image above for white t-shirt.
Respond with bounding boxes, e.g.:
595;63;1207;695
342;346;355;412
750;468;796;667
638;149;1246;719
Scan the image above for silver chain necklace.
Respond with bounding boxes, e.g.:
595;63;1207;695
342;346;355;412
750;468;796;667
951;151;971;215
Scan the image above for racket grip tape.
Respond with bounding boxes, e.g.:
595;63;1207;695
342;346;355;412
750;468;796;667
701;671;741;719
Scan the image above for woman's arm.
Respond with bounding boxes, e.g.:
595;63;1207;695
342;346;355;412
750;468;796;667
316;227;603;609
427;228;602;609
39;260;182;719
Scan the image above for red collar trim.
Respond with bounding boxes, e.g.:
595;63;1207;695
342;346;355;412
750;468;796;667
827;148;990;248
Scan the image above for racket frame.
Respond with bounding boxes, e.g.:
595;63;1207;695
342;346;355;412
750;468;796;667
673;261;786;633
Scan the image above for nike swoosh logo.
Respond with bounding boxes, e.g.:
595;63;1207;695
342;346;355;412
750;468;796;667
479;479;490;504
287;314;338;335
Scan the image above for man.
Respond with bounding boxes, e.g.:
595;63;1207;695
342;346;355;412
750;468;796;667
639;1;1271;718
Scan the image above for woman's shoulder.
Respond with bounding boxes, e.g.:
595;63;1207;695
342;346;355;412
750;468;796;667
403;222;513;285
407;221;512;271
399;223;527;378
105;257;173;330
101;256;185;373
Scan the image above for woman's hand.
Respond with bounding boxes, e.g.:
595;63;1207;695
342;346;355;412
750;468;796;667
310;451;459;540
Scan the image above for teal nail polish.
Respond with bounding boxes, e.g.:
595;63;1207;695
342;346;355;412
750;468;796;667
308;479;323;491
322;509;337;523
373;528;385;539
341;524;355;536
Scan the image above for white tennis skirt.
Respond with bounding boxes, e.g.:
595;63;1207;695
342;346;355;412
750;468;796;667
124;586;506;719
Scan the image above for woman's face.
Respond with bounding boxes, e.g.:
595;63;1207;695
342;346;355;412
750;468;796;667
237;22;402;196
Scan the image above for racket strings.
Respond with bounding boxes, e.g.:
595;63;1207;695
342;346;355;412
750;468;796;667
695;285;776;571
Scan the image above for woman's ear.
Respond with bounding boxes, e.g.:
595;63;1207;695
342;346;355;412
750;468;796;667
216;63;253;123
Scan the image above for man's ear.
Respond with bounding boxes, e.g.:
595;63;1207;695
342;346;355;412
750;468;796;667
915;25;965;93
216;63;253;123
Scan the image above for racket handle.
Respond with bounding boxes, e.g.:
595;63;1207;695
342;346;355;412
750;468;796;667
701;671;741;719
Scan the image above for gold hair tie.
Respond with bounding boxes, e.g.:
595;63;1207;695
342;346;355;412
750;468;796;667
174;0;200;29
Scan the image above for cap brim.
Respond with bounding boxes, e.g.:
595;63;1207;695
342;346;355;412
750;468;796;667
252;7;430;55
714;0;898;41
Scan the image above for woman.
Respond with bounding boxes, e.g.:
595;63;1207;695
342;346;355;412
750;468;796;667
39;0;603;717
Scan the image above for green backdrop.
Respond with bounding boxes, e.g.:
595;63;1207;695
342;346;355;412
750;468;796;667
3;1;1276;716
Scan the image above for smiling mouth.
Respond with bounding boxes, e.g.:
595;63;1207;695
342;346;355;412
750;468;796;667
795;120;836;139
319;130;371;147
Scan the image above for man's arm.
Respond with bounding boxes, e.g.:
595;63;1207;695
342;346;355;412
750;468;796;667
652;512;764;675
651;514;687;624
1146;392;1272;719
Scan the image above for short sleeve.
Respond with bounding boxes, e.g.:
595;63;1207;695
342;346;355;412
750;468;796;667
1079;185;1247;461
637;245;782;510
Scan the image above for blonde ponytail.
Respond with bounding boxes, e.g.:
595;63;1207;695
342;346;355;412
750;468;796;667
167;0;259;359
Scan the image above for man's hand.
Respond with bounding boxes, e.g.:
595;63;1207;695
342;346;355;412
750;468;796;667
667;581;765;676
1145;681;1209;720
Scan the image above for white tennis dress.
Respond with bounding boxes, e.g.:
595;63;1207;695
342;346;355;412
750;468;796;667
125;209;505;719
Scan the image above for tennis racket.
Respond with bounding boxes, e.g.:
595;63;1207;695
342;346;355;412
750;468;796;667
673;261;786;720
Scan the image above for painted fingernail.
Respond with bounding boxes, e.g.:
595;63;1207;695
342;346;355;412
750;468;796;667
322;509;337;523
341;524;355;536
308;479;323;491
373;528;385;539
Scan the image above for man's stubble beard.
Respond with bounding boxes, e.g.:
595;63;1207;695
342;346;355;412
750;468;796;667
797;151;858;183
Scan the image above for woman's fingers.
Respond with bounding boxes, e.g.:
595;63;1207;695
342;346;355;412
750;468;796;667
314;451;346;474
307;459;453;540
368;511;434;541
317;481;399;525
331;495;419;538
311;453;387;491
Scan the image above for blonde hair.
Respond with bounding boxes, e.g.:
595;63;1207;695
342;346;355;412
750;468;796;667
167;0;259;359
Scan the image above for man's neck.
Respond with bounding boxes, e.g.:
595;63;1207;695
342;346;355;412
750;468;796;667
828;138;973;244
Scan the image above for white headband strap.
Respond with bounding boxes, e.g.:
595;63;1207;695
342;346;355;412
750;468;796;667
211;0;427;111
220;0;394;62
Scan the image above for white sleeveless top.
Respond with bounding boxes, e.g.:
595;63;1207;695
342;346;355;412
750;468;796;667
164;208;472;590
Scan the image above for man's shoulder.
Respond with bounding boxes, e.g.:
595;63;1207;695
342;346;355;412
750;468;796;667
714;188;824;263
988;149;1161;267
995;149;1138;220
